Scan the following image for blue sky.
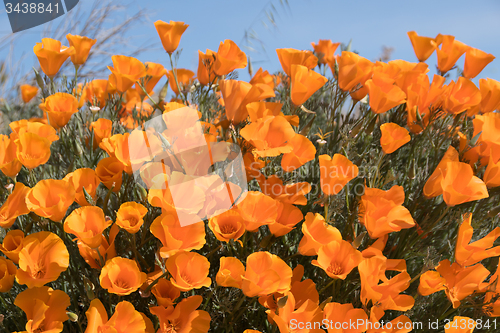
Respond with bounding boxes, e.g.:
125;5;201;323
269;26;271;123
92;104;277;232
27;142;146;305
1;0;499;89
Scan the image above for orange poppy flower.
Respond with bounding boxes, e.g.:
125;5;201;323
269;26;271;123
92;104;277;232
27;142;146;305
407;31;438;62
439;161;489;206
208;209;245;242
336;51;374;92
99;133;133;173
268;201;304;237
99;257;147;295
266;293;323;333
319;154;358;196
477;78;500;113
0;134;22;177
39;92;79;129
379;122;411;154
63;168;100;206
64;206;112;249
365;74;406;114
9;119;59;142
250;68;276;94
166;251;211;291
423;146;459;197
442;77;481;114
16;231;69;288
436;34;469;74
216;256;245;289
151;279;181;307
258;174;311;205
115;202;148;234
219;79;275;125
0;182;30;228
241;251;292;297
108;55;147;93
323;302;369;333
14;286;70;333
484;152;500;188
167;69;195;95
213;39;247;76
290;64;328;105
312;240;363;279
85;79;109;108
444;316;477;333
276;48;318;76
85;299;147;333
33;38;75;78
90;118;112;149
96;156;124;192
14;132;52;169
359;185;415;239
155;20;189;54
234;191;278;231
197;49;218;85
463;47;495;79
26;179;76;222
138;62;167;95
311;39;340;65
66;33;96;66
0;229;24;264
472;112;500;160
150;295;211;333
419;259;489;308
20;84;38;103
0;256;16;292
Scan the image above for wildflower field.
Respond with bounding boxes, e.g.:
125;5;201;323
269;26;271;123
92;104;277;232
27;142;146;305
1;18;500;333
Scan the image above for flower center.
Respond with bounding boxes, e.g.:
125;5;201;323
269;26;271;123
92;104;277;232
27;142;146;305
114;278;130;289
327;262;343;276
220;223;237;234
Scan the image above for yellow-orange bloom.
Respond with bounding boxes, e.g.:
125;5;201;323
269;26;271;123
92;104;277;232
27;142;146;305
336;51;374;92
298;212;342;256
436;34;469;74
78;224;119;269
85;79;109;108
197;49;218;85
208;209;245;242
63;168;100;206
66;33;96;66
14;286;70;333
478;78;500;113
266;293;323;333
108;55;147;93
0;229;24;264
0;256;16;292
96;156;124;192
281;134;316;172
365;74;406;114
139;62;167;95
85;299;147;333
268;201;303;237
151;279;181;307
216;256;245;289
442;77;481;114
90;118;112;149
116;202;148;234
0;182;30;228
167;68;195;95
20;84;38;103
312;240;363;280
290;64;328;105
166;251;211;291
323;302;368;333
463;47;495;79
99;257;147;295
33;38;75;78
319;154;358;196
235;191;278;231
64;206;112;248
407;31;438;62
311;39;340;65
380;122;411;154
440;161;489;206
213;39;247;76
154;20;189;54
276;48;318;76
39;92;79;129
26;179;76;222
16;231;69;288
0;134;22;177
14;132;52;169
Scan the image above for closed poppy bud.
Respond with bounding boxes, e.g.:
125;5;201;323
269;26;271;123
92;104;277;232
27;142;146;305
66;34;96;66
16;231;69;288
0;182;30;229
241;251;292;297
336;51;374;92
14;132;51;170
166;251;211;291
319;154;358;196
116;202;148;234
154;20;189;54
209;209;246;242
64;168;100;206
463;47;495;79
380;122;411;154
311;39;340;65
198;49;218;85
64;206;112;249
312;241;363;280
90;118;112;149
365;74;406;114
99;257;147;295
213;39;247;76
442;77;481;114
39;92;79;129
167;69;195;95
20;84;38;103
216;256;245;289
276;48;318;76
290;64;328;106
96;156;124;192
436;34;469;74
33;38;75;78
0;134;22;178
108;55;147;93
407;31;437;62
0;230;24;264
151;279;181;307
26;179;76;222
0;257;16;292
478;78;500;113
